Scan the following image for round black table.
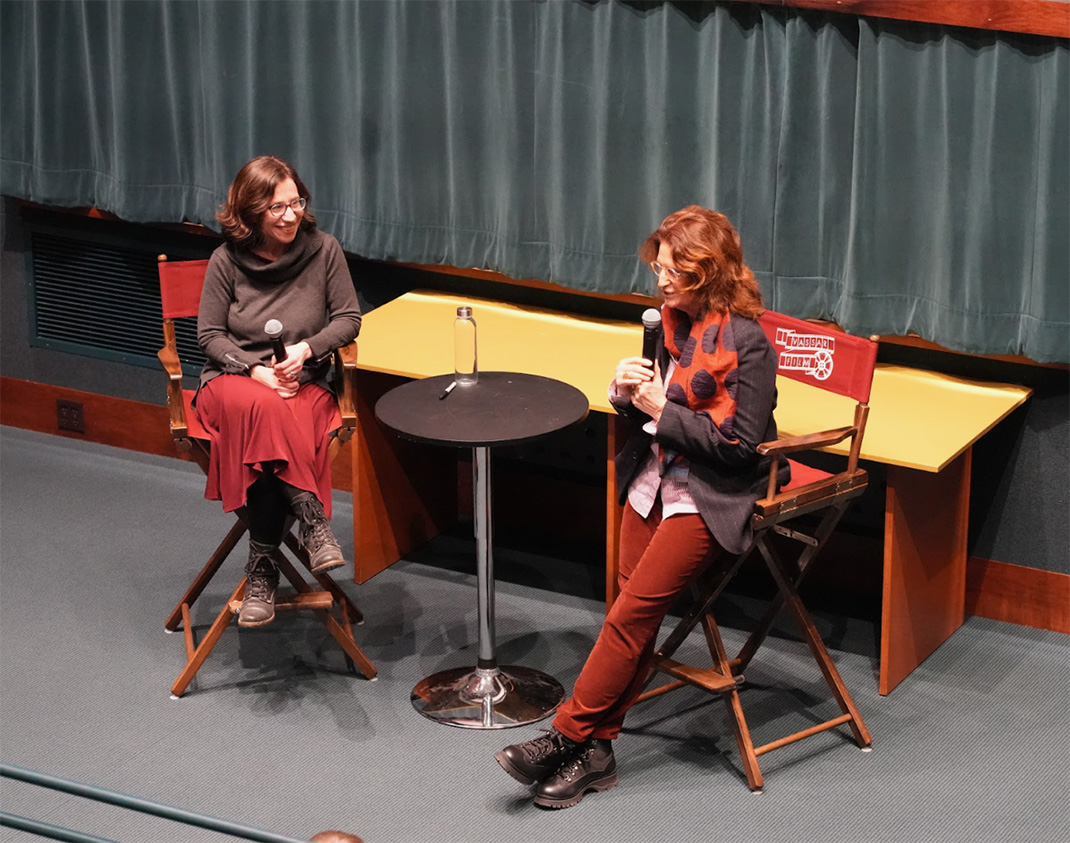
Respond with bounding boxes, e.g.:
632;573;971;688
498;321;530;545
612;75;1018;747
376;372;590;729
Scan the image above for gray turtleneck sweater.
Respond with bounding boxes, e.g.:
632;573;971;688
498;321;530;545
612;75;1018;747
196;228;361;392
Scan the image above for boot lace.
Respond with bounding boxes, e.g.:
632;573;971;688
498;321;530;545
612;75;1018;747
299;516;335;554
522;729;570;762
553;745;595;782
295;498;334;552
244;570;276;602
244;546;277;600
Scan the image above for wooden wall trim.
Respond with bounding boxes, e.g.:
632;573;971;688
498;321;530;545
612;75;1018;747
732;0;1070;38
966;556;1070;633
396;261;659;309
0;377;178;458
0;376;354;492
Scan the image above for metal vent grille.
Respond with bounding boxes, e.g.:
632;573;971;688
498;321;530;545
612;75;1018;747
30;231;205;374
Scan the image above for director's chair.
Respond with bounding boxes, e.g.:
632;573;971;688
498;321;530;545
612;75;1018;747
157;256;377;697
638;310;878;791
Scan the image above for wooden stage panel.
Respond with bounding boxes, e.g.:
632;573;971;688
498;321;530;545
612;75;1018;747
881;455;970;694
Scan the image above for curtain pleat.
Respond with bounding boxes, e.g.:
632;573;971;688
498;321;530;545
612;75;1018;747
840;20;1069;358
1;0;1066;361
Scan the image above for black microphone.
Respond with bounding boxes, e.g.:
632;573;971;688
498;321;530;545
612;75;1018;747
641;308;661;364
264;319;286;364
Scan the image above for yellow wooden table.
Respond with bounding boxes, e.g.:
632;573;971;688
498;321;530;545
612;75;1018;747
352;290;1032;694
354;289;637;414
778;371;1031;693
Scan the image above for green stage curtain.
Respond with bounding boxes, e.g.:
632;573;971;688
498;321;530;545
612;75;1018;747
1;0;1066;361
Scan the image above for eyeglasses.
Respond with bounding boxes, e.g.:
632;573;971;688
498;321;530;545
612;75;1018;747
267;197;307;218
649;261;685;281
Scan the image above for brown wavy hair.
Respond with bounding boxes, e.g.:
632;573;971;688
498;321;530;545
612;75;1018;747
639;205;764;319
216;155;317;249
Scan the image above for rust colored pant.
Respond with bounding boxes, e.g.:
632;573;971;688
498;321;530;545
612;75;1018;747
552;499;722;742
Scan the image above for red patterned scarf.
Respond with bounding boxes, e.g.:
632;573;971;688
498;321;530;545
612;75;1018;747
660;306;741;464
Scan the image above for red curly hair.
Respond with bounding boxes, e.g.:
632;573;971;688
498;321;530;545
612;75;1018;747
639;205;764;319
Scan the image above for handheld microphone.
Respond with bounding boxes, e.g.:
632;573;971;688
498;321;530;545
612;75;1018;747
264;319;286;364
641;308;661;364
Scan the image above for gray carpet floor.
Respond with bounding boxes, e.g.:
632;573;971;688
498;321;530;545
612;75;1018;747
0;426;1067;843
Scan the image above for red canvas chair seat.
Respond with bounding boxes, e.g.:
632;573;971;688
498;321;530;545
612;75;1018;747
780;459;831;491
157;256;375;697
180;391;210;442
637;309;878;792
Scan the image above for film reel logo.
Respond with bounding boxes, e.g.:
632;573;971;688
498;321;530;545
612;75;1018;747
774;327;835;380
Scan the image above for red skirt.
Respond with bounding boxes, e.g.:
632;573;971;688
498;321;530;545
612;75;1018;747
196;375;341;518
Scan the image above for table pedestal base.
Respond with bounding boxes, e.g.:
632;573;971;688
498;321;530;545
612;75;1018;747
411;665;564;729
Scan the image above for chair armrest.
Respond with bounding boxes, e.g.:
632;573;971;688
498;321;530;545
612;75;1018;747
157;346;183;381
157;345;189;438
335;340;358;369
753;468;868;527
333;340;358;441
757;426;856;457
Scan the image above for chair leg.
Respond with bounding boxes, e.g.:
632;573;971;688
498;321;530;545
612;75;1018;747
757;539;872;748
702;611;764;790
316;610;378;680
281;530;364;624
171;578;245;698
310;570;364;625
170;529;377;695
636;553;748;704
165;518;247;632
733;505;844;672
274;547;377;681
634;511;871;790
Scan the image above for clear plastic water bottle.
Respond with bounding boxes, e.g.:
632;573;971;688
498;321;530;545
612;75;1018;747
454;305;478;385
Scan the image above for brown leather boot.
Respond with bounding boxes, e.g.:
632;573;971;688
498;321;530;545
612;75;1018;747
238;541;279;628
290;492;345;574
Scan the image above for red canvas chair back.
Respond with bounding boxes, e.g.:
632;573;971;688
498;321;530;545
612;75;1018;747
157;257;211;446
759;310;878;404
159;258;210;320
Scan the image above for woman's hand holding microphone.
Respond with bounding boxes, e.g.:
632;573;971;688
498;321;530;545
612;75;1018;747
251;341;312;399
615;356;667;421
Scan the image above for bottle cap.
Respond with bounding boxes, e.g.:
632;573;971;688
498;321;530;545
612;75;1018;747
457;306;473;318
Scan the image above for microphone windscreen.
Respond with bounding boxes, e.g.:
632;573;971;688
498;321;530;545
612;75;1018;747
641;308;661;363
265;319;286;363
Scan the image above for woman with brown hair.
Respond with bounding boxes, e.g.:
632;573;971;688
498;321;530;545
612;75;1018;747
196;155;361;627
495;205;788;809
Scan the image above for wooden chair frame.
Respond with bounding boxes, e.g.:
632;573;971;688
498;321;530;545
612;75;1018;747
157;257;376;697
637;315;877;792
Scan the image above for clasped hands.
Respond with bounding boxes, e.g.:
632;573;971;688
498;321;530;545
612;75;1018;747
615;356;666;421
251;341;313;398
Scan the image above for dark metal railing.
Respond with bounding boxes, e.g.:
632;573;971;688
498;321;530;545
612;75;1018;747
1;764;312;843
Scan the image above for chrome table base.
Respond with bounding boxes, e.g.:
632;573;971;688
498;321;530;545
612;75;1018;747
411;665;565;729
410;446;563;729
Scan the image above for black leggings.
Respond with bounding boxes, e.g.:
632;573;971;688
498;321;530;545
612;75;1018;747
245;473;289;546
244;463;312;546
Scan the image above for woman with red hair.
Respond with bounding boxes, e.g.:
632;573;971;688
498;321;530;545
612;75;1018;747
495;206;787;809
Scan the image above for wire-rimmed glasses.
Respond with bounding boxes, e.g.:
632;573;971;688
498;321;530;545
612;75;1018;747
267;197;307;218
649;261;685;280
